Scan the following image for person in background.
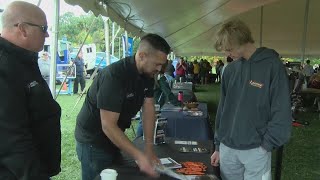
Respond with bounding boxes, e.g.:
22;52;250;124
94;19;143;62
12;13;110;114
205;60;212;84
165;59;175;78
164;59;175;87
303;60;314;87
75;33;170;180
175;57;187;82
211;61;217;83
38;51;50;85
199;60;210;85
215;60;223;83
292;65;305;93
221;56;233;76
186;61;194;82
72;51;86;94
0;1;61;179
193;60;200;84
136;61;180;137
211;19;291;180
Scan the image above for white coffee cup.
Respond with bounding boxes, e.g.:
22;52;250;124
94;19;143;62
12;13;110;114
100;169;118;180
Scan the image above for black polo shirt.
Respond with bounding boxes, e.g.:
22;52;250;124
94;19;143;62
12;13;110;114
75;56;154;152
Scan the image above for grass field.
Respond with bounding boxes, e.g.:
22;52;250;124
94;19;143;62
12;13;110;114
52;84;320;180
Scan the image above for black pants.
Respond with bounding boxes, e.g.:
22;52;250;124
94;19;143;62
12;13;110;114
73;76;86;94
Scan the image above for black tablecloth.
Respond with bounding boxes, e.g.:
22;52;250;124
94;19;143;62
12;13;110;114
95;137;220;180
160;103;213;141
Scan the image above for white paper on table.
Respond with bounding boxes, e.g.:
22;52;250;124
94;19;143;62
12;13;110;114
185;175;197;180
174;140;198;145
160;157;182;169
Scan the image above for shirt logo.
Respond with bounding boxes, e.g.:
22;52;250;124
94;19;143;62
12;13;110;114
249;80;264;88
28;81;39;88
126;93;134;98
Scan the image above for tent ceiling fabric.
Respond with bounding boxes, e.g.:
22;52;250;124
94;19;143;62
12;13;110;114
65;0;319;57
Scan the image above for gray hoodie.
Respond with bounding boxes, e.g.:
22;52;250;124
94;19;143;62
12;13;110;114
214;47;292;152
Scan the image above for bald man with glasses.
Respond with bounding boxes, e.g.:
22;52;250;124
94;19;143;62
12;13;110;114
0;1;61;180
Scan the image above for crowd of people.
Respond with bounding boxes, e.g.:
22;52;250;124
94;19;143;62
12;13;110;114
0;1;293;180
163;57;231;85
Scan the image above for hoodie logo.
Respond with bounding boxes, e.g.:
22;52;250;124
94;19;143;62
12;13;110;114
249;80;264;88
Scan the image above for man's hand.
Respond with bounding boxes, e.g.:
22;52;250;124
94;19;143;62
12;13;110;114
100;109;158;177
136;154;159;178
145;147;160;165
210;151;220;167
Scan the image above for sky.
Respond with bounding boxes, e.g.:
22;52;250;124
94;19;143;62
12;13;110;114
0;0;87;30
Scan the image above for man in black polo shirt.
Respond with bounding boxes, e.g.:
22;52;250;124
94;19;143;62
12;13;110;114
75;34;170;180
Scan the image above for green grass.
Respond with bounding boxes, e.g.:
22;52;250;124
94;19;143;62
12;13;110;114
52;94;83;180
281;112;320;180
52;84;320;180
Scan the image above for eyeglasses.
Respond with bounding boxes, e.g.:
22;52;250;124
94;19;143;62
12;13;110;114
14;22;48;33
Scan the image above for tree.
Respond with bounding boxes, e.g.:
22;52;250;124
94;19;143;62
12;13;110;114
59;12;104;48
58;12;140;56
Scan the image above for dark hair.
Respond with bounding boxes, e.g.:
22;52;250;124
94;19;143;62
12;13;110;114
306;60;310;64
227;56;233;63
141;33;171;54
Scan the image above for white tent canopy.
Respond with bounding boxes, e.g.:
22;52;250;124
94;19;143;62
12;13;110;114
65;0;319;58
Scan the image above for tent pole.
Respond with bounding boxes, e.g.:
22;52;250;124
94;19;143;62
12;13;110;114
301;0;310;62
259;6;264;47
118;37;121;59
125;30;128;57
104;17;110;65
112;22;115;56
37;0;42;6
55;18;97;99
49;0;59;97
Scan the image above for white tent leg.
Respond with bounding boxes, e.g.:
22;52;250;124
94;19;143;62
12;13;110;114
112;22;115;56
301;0;310;62
259;6;264;48
49;0;59;97
104;17;110;65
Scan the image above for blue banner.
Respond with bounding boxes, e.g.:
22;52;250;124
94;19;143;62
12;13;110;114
122;36;134;57
127;37;133;56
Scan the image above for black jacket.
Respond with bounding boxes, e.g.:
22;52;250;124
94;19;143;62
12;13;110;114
0;37;61;178
154;75;179;107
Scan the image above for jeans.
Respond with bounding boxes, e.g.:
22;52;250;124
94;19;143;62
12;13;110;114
136;119;143;137
76;141;121;180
